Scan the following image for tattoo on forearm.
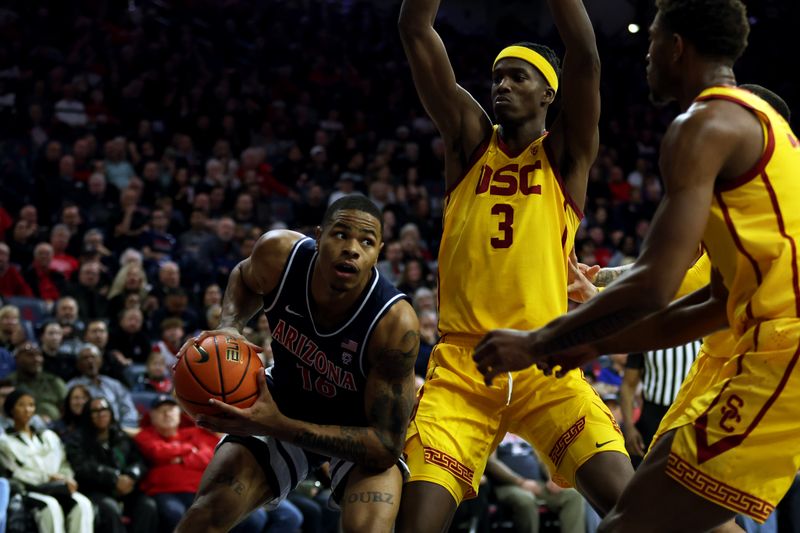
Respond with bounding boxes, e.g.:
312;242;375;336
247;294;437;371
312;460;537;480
294;427;371;467
344;491;395;506
211;473;246;495
540;309;642;354
371;329;419;457
593;264;633;287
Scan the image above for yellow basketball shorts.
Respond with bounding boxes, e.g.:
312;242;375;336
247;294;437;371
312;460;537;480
404;337;627;503
653;319;800;523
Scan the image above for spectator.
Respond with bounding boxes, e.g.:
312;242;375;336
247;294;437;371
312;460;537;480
66;261;109;322
49;384;91;440
396;257;430;297
49;224;80;280
82;173;118;228
377;240;404;287
107;307;151;366
106;263;150;322
415;310;438;378
152;317;185;370
103;138;136;190
83;319;129;386
134;395;267;533
0;305;25;353
39;321;77;382
412;286;436;314
0;388;94;533
7;341;67;424
197;217;241;287
0;242;33;298
23;243;68;304
111;186;148;254
53;296;85;342
53;84;88;128
149;261;182;304
65;344;139;432
148;288;199;336
132;351;173;393
65;396;157;533
487;433;586;533
141;210;177;273
176;209;212;267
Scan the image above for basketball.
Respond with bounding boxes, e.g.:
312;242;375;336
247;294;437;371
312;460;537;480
173;334;264;418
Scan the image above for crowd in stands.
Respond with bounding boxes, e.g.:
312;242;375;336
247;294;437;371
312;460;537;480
0;0;798;532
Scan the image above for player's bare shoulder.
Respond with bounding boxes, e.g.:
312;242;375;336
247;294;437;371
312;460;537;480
243;230;308;295
666;99;763;181
367;299;420;379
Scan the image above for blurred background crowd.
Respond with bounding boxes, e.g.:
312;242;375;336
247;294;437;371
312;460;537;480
0;0;797;532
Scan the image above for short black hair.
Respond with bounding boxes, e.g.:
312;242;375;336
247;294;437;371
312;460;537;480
655;0;749;62
739;84;791;122
321;195;384;237
512;42;561;81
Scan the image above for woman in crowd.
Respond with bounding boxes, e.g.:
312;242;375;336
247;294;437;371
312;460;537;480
49;384;91;440
65;396;158;533
0;388;93;533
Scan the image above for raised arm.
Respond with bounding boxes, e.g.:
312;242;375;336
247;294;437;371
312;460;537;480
200;301;420;471
545;0;601;208
475;105;739;381
179;230;302;355
398;0;491;187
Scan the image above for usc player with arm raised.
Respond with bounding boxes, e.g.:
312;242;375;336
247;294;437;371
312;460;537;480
396;0;633;531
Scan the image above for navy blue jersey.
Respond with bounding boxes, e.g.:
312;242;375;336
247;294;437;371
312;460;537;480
263;237;409;427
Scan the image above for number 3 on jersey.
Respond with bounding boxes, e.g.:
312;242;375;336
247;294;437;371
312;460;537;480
491;204;514;248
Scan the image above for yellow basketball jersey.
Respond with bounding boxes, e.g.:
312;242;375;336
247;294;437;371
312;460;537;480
698;86;800;336
437;126;583;335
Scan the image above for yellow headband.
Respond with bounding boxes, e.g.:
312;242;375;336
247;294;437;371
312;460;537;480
493;45;559;93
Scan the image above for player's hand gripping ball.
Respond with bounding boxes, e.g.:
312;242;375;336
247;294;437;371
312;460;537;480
174;334;264;418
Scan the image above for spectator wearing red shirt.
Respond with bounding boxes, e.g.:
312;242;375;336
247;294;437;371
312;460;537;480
135;395;267;533
0;242;33;298
23;242;67;304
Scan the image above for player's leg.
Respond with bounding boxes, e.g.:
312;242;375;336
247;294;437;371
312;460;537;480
598;429;736;533
574;450;633;514
510;370;633;516
337;463;404;533
176;441;273;533
396;342;506;533
395;480;459;533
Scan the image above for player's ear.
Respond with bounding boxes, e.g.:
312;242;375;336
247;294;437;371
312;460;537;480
671;33;684;63
542;87;555;107
314;226;322;248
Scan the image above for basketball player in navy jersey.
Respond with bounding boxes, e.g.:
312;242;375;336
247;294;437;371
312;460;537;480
175;195;420;533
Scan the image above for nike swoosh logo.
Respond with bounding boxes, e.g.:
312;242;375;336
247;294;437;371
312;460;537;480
595;440;615;448
194;344;210;363
285;305;303;317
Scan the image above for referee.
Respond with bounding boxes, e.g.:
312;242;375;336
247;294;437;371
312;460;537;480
619;339;701;467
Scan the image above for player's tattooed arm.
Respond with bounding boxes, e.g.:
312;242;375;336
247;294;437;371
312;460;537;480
290;302;419;471
366;326;420;463
592;264;633;287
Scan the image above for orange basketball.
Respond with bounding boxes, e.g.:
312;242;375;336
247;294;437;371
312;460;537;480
173;334;264;418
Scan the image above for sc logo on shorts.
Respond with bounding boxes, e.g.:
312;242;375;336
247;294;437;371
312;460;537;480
719;394;744;433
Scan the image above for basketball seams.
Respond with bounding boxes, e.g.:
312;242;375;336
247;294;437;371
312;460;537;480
182;346;223;396
213;335;227;403
226;343;253;397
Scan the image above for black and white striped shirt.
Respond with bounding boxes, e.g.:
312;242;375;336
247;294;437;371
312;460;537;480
626;340;702;407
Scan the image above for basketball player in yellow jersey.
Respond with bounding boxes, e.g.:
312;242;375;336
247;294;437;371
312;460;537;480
475;0;800;530
397;0;633;531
